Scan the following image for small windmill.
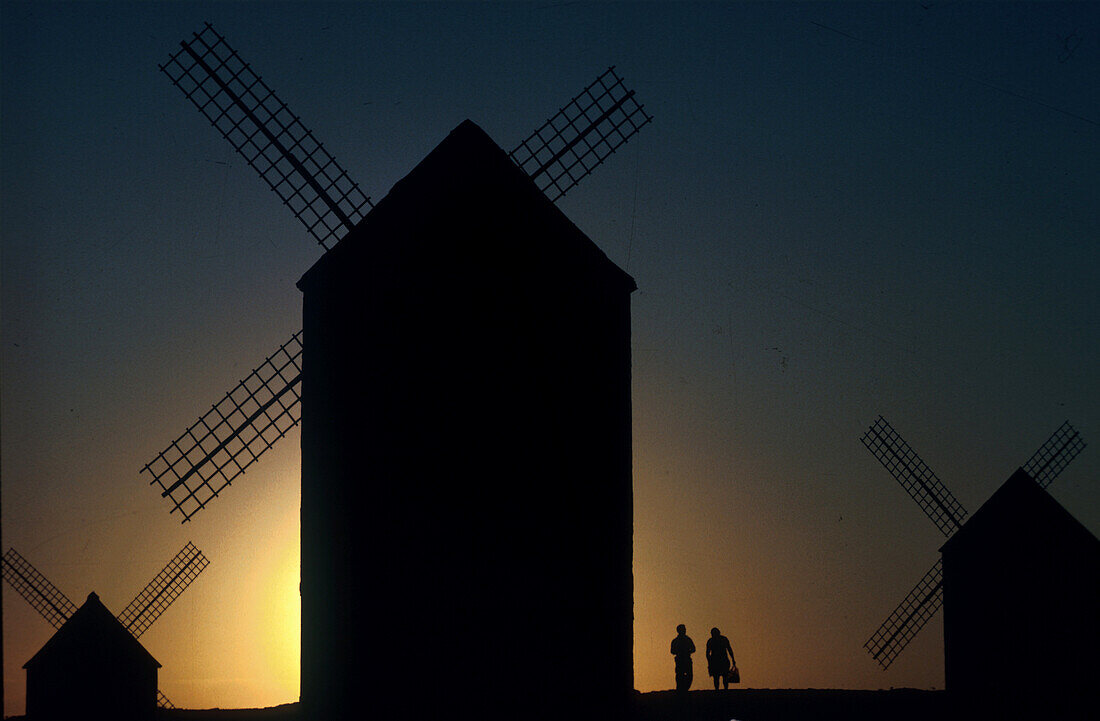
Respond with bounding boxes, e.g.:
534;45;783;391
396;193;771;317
860;416;1086;669
141;22;651;523
2;542;210;708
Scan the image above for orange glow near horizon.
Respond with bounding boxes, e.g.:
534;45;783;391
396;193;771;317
5;445;935;716
139;453;303;713
255;524;301;699
1;424;948;716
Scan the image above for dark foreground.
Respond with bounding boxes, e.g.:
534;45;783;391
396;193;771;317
158;692;942;720
633;688;1093;721
635;689;952;720
7;689;1091;720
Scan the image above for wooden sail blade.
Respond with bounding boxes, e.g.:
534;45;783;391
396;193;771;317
117;542;209;637
861;416;968;537
1022;421;1086;489
1;548;78;629
510;66;652;203
141;331;303;522
160;22;372;249
864;559;944;670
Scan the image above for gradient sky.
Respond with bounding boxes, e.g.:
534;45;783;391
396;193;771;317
3;1;1098;714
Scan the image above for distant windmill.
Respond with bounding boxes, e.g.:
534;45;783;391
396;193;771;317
141;22;651;523
2;542;210;708
860;417;1086;669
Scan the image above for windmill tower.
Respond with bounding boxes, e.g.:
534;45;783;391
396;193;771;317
860;418;1092;709
145;23;650;720
2;543;209;716
939;468;1099;716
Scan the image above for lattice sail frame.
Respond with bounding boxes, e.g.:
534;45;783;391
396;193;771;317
149;28;653;524
861;416;968;537
509;66;652;203
142;331;303;522
160;22;372;250
118;542;210;637
864;559;943;669
1023;420;1086;488
1;548;78;628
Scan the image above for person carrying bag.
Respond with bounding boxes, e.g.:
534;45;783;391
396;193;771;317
705;626;739;690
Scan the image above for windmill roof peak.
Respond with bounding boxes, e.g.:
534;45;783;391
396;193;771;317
24;590;160;670
941;468;1099;555
298;118;636;293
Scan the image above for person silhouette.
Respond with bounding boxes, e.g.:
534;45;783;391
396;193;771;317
670;623;696;693
705;626;737;690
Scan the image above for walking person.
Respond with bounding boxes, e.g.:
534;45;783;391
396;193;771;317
670;623;696;693
706;627;737;690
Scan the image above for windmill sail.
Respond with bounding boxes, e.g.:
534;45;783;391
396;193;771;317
149;33;652;523
1022;420;1086;489
117;542;210;637
160;22;372;250
142;331;303;522
1;548;78;629
861;416;968;537
509;66;652;202
864;559;943;669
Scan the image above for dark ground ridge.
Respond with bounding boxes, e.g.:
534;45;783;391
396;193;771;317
4;688;1092;721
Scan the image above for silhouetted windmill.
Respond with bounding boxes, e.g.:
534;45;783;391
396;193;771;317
860;417;1086;669
142;22;651;523
2;542;210;709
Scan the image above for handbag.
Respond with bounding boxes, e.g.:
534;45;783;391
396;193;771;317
726;665;740;684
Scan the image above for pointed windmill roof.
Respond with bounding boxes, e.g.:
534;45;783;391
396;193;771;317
24;592;160;670
298;119;636;294
940;468;1100;556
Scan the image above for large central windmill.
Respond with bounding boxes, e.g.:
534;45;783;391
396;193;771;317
144;23;651;720
141;23;650;522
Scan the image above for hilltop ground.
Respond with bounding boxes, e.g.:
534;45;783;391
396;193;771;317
6;688;1089;720
634;688;948;720
149;691;948;720
0;689;958;720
